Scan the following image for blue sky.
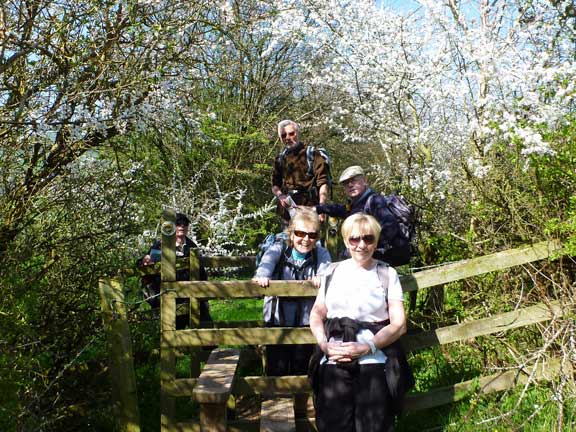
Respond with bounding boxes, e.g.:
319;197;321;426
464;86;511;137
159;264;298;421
380;1;481;22
379;0;421;14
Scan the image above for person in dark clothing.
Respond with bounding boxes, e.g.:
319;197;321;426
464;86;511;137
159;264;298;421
315;165;410;267
271;120;330;223
138;213;211;324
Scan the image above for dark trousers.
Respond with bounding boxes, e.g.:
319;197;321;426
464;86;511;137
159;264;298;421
315;363;395;432
266;344;314;376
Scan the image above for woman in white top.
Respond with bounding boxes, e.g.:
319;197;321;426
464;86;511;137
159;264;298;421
309;213;407;432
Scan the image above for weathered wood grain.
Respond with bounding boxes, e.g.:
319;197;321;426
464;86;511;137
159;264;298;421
194;349;240;404
98;278;141;432
403;301;564;352
194;349;240;432
260;397;296;432
404;358;568;411
399;239;563;292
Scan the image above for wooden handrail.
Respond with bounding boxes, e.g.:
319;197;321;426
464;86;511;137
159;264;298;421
400;239;563;292
160;301;567;350
158;239;564;299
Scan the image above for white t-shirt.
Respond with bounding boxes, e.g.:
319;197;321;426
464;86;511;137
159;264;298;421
317;259;404;364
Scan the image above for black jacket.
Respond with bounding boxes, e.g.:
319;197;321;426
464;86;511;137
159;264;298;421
308;317;414;415
316;188;410;266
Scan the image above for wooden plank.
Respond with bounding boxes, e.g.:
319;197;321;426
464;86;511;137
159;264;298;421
400;239;563;292
234;376;311;396
164;327;315;347
209;320;263;328
403;301;563;352
98;278;141;432
193;349;240;432
230;419;310;432
120;256;256;278
170;422;199;432
163;239;564;298
405;358;567;411
194;349;240;404
188;249;201;379
189;250;201;328
260;397;296;432
161;293;177;332
162;280;316;299
168;418;311;432
160;346;176;431
163;301;564;351
123;239;562;284
232;358;568;412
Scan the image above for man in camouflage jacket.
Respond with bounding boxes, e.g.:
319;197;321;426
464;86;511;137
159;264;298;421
271;119;330;222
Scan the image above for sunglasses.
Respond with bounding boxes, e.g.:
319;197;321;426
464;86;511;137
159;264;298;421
281;131;297;138
294;230;318;240
348;234;376;246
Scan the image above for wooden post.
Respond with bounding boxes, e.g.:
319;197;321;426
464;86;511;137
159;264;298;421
161;208;177;431
188;248;202;379
189;249;201;327
325;216;339;260
98;278;141;432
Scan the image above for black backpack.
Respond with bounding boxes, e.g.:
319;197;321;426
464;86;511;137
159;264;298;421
365;193;416;264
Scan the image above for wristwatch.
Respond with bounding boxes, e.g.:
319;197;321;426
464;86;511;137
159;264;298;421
367;339;377;355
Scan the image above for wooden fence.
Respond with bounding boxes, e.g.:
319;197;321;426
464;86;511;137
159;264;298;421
98;209;571;431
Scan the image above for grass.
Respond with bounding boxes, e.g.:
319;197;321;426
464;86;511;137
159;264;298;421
209;298;262;322
397;384;575;431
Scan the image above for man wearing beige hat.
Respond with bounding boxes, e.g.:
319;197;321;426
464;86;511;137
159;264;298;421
315;165;411;266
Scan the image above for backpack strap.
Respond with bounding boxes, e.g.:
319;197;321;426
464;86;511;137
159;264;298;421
305;145;315;178
278;147;289;168
363;191;375;214
375;260;389;299
312;246;318;273
323;260;389;297
272;243;289;280
277;147;290;189
323;262;340;297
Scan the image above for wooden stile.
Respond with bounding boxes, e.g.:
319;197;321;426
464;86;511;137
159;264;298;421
135;231;567;429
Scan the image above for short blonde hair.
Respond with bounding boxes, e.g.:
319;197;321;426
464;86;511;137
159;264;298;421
341;213;381;246
287;208;320;247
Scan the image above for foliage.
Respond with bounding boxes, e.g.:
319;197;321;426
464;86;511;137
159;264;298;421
1;0;576;430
